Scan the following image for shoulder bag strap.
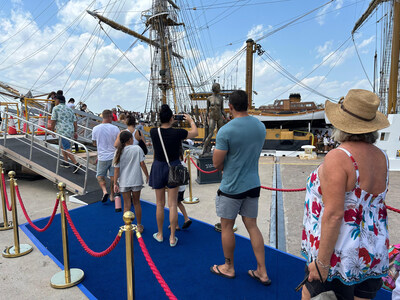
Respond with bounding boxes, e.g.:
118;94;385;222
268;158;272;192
158;127;170;167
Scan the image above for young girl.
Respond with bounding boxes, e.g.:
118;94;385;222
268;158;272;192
114;131;149;233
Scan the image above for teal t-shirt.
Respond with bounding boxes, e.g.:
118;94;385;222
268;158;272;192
215;115;266;195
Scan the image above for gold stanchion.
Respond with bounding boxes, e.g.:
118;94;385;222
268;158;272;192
51;183;84;288
0;162;13;231
122;211;136;300
183;150;199;204
2;171;33;257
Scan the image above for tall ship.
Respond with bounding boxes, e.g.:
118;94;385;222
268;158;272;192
0;1;398;155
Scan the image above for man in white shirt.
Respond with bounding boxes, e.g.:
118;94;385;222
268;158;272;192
67;98;75;109
92;109;120;203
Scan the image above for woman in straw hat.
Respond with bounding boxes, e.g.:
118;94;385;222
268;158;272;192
300;89;390;299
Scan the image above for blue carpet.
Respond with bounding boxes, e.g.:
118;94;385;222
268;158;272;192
21;200;392;300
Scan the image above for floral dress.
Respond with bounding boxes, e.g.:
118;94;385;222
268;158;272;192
301;147;389;284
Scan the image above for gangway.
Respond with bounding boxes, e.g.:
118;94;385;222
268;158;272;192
0;111;95;195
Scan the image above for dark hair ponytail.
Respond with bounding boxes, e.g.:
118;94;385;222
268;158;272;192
114;131;133;165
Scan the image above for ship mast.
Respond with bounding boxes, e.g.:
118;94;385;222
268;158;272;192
353;0;400;115
87;0;184;113
246;39;256;109
387;0;400;114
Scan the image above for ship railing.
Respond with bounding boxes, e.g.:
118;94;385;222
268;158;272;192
1;110;90;194
11;100;129;143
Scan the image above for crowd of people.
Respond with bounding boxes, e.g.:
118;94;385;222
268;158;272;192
314;130;339;153
47;88;398;298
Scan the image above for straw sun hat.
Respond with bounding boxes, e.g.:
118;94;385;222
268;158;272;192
325;89;389;134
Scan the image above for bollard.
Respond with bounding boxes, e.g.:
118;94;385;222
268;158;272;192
2;171;33;257
183;150;199;204
122;211;136;300
0;162;13;231
51;183;84;288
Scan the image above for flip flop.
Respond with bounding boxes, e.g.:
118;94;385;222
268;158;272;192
210;265;235;279
248;270;271;286
101;193;109;203
153;233;163;243
170;237;178;247
182;220;192;229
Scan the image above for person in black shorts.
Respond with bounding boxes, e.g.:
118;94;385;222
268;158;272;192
149;104;197;247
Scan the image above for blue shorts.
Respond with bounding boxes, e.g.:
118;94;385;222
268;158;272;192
61;138;71;150
96;159;114;178
215;194;259;219
149;159;181;189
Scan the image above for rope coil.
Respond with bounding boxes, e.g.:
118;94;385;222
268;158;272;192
61;201;121;257
16;185;59;232
2;172;12;211
137;236;178;300
189;157;218;174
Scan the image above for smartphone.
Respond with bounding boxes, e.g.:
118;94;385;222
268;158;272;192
174;115;184;120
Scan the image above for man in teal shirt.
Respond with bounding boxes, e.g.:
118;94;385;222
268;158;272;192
210;90;271;286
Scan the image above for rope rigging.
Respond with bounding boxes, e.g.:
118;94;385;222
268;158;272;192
260;35;353;105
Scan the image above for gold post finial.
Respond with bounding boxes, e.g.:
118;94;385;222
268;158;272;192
58;182;66;191
123;211;135;225
8;171;15;179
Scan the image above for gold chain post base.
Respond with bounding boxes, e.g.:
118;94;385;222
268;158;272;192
2;244;33;258
50;268;84;289
0;221;13;231
214;223;238;233
183;196;199;204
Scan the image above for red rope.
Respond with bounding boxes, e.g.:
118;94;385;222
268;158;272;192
137;236;178;300
61;201;121;257
16;185;59;232
189;157;218;174
261;185;306;192
2;173;12;211
387;205;400;214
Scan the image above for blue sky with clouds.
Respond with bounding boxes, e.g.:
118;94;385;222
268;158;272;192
0;0;384;113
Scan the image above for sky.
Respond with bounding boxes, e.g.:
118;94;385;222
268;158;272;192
0;0;386;114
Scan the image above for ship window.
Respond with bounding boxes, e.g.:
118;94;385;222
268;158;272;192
380;132;389;141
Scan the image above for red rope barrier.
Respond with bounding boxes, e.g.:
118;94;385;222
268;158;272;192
61;201;121;257
2;173;12;211
137;236;178;300
387;205;400;214
189;157;218;174
261;185;306;192
16;185;59;232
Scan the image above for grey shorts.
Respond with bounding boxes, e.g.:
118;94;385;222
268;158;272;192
120;186;143;193
96;159;114;178
215;194;259;219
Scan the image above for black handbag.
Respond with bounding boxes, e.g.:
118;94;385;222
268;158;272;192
137;130;148;155
158;128;189;186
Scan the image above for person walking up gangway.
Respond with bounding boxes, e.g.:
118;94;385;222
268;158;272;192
92;109;120;203
50;95;81;173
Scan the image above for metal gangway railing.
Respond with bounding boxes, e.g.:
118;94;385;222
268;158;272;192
0;110;90;194
18;98;128;143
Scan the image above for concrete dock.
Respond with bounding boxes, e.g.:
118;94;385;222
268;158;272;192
1;155;399;299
